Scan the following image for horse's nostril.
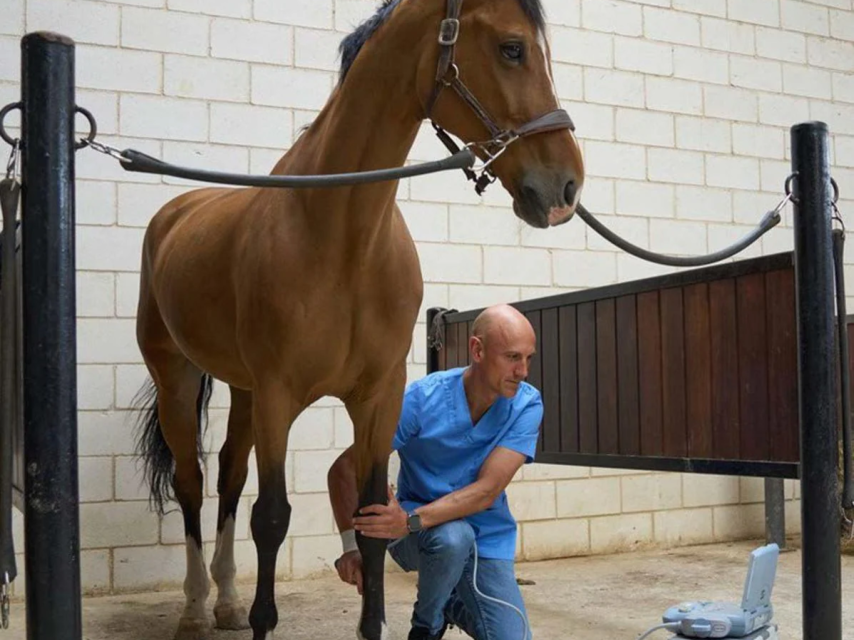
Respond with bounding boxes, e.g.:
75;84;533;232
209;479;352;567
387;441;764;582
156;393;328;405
564;179;577;207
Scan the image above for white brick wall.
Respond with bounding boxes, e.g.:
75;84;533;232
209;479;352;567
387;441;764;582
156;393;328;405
5;0;840;596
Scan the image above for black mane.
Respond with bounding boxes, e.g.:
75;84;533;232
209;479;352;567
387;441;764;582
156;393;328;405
337;0;547;80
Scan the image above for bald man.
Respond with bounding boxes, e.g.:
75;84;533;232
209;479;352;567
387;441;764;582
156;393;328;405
328;304;542;640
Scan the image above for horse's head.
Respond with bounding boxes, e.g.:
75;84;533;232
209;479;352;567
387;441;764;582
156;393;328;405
418;0;584;228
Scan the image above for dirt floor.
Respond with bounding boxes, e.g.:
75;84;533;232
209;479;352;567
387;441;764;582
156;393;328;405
3;539;852;640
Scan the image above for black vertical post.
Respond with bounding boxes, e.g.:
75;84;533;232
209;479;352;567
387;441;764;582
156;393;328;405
21;32;82;640
791;121;841;640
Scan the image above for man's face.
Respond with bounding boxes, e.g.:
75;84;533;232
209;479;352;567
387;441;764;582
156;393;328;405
474;324;537;398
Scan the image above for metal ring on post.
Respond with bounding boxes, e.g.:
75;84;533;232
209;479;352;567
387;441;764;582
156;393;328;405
786;173;839;207
74;106;97;150
785;172;798;204
0;103;22;147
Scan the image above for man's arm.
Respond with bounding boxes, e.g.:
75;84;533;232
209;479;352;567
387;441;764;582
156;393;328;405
328;445;358;532
327;446;364;594
352;446;525;539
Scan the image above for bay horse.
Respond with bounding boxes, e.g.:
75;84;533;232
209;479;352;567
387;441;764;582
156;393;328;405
133;0;584;638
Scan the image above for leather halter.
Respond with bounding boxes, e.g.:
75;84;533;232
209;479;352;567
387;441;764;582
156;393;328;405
425;0;575;194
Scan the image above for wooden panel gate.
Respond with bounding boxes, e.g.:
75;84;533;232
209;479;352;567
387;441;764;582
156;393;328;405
427;252;801;478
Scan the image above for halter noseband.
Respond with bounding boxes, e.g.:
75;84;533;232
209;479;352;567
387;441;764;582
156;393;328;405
425;0;575;195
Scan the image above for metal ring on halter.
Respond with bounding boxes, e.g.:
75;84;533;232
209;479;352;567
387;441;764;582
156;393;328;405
831;176;840;204
441;63;460;86
0;102;22;147
74;106;97;150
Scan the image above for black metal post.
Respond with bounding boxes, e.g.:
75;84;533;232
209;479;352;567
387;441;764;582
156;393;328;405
763;478;786;549
791;121;841;640
21;32;82;640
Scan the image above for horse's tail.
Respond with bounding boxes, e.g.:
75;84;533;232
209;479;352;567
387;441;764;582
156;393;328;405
133;373;215;515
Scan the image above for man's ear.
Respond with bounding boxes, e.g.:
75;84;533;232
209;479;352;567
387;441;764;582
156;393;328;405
470;335;484;362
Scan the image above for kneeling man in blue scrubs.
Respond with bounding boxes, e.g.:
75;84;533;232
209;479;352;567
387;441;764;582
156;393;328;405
328;304;543;640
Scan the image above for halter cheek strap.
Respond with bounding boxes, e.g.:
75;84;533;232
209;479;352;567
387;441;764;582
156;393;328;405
425;0;575;195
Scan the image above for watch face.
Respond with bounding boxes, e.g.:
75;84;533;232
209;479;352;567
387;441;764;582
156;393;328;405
408;513;422;532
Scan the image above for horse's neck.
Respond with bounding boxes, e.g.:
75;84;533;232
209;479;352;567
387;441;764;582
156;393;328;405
269;6;431;246
285;88;422;214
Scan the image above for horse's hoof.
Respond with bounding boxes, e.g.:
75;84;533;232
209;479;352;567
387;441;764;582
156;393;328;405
214;602;251;630
356;621;389;640
174;617;212;640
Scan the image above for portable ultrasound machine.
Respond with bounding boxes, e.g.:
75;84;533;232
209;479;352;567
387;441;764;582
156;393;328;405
638;543;781;640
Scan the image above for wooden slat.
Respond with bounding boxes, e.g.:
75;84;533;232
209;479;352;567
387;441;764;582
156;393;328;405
661;287;687;457
766;268;799;463
616;295;640;455
525;310;543;432
684;283;713;458
710;279;740;459
439;330;447;371
541;308;561;453
596;299;619;454
559;306;579;453
465;320;473;366
445;321;459;369
637;291;663;456
737;273;770;461
577;302;598;454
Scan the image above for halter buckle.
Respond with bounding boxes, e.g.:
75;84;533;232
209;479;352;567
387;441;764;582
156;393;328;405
438;19;460;46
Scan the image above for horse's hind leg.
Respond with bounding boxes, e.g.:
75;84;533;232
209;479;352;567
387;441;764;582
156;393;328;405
149;357;211;640
346;363;408;640
248;381;299;640
210;386;254;630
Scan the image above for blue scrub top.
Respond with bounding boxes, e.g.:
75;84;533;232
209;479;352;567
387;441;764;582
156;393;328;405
392;367;543;560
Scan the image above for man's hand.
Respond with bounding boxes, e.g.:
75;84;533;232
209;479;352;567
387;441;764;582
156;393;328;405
353;487;409;540
335;550;364;595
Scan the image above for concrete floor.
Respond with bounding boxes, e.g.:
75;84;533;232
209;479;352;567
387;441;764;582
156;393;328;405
4;540;852;640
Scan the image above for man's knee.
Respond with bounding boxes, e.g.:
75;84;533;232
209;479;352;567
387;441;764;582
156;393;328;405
421;520;476;560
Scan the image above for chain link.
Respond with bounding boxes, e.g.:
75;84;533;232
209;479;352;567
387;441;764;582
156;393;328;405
4;139;19;182
1;572;9;630
82;138;127;163
841;504;854;540
769;192;791;222
830;178;846;232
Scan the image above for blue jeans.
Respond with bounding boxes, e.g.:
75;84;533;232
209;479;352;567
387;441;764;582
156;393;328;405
388;520;532;640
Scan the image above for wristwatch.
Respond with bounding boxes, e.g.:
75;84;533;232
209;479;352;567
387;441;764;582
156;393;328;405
406;511;423;533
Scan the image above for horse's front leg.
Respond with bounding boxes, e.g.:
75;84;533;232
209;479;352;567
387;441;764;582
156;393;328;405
346;365;408;640
248;383;299;640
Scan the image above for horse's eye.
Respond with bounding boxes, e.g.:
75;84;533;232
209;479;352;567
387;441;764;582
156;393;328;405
500;42;524;62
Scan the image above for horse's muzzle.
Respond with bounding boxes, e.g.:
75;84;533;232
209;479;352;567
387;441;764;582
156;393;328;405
513;170;580;228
